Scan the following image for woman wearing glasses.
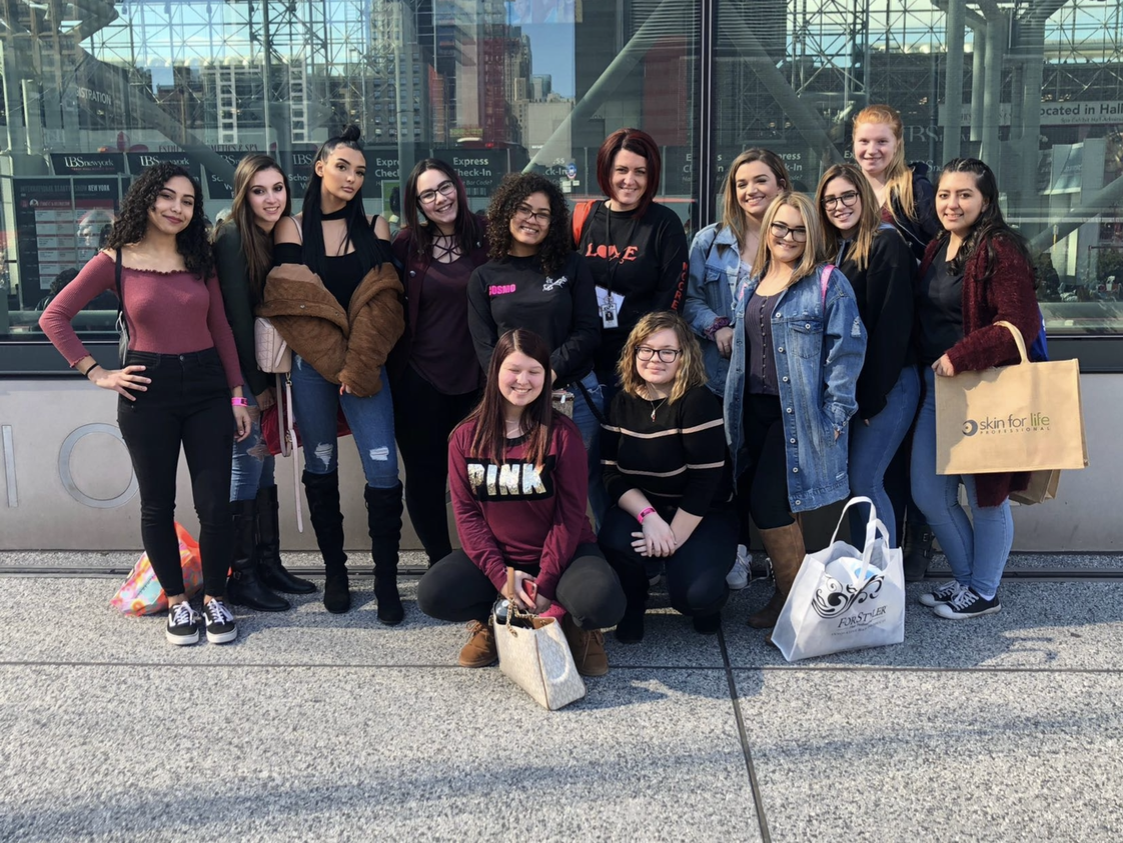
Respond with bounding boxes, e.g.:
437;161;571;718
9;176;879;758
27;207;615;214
599;312;736;641
816;163;918;549
391;159;489;567
724;192;866;631
467;173;601;505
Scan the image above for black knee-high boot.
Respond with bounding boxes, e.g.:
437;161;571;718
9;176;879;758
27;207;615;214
256;485;316;594
303;470;350;613
227;498;290;612
364;482;404;626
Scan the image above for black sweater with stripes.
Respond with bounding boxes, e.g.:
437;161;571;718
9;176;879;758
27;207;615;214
601;385;733;516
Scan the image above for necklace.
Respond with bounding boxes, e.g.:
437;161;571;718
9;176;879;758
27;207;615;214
644;388;669;421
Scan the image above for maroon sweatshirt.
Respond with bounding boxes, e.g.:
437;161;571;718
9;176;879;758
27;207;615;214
39;252;242;389
448;414;595;601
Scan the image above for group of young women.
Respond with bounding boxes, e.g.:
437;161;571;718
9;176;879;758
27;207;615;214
41;105;1040;673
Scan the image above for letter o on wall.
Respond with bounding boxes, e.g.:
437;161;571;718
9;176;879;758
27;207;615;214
58;423;139;509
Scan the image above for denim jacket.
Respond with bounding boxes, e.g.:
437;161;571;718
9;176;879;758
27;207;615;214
683;223;743;396
723;263;867;513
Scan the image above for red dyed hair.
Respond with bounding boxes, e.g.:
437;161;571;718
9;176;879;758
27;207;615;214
595;128;662;217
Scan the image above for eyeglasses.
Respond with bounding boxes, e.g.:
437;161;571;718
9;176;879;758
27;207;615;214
417;180;456;206
636;346;683;363
822;190;860;210
769;222;808;242
514;204;551;224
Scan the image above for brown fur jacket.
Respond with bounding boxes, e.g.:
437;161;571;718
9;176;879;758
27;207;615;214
258;262;404;397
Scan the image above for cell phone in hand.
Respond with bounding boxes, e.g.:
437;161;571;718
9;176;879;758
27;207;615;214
524;579;538;602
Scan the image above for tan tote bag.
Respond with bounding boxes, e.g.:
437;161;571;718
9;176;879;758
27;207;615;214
935;321;1088;475
493;569;586;711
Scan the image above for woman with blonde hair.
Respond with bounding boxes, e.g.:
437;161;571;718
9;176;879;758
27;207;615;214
816;162;919;550
598;311;736;642
724;192;866;631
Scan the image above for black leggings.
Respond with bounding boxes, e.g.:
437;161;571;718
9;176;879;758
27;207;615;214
599;504;738;617
417;545;625;629
393;365;478;563
117;349;234;597
740;393;794;530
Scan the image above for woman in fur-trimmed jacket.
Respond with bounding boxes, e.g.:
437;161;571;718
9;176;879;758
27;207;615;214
261;125;405;622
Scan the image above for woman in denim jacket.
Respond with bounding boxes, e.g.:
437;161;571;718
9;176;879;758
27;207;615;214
684;149;790;398
724;192;866;630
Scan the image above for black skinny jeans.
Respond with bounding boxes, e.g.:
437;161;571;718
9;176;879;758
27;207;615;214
599;504;737;617
117;349;234;597
740;393;795;531
392;365;478;563
417;545;626;630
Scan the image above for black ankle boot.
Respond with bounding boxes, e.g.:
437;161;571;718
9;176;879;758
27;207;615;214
903;523;935;582
227;499;290;612
364;483;404;625
303;470;350;613
256;485;316;594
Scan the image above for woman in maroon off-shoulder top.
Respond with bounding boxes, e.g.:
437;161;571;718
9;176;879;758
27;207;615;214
40;163;251;648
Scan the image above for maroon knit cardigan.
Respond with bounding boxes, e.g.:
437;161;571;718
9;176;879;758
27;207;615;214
919;233;1040;506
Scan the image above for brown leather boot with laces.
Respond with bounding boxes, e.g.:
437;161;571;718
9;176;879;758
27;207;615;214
562;614;608;677
458;620;498;668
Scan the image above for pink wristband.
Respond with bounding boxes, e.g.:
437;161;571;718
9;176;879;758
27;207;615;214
637;506;656;524
231;397;249;407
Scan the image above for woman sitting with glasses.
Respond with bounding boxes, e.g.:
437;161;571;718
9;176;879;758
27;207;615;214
816;163;918;551
467;173;601;506
598;311;736;642
391;159;489;567
725;192;866;632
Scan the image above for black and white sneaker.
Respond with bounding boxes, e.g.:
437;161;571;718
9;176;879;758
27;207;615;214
918;580;967;608
166;601;201;646
203;598;238;644
933;587;1001;620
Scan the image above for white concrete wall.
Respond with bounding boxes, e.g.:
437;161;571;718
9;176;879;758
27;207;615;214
0;374;1117;552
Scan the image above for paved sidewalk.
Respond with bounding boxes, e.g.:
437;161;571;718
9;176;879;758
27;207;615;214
1;558;1122;842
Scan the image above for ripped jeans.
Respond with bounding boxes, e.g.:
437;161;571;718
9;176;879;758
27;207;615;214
289;354;400;489
230;372;276;502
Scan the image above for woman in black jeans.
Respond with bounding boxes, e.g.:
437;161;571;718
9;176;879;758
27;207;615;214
391;158;489;566
41;163;251;646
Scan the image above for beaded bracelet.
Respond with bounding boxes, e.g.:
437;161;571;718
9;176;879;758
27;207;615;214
231;397;249;407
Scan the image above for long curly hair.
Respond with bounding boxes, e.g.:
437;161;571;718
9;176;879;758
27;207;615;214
617;311;707;405
486;173;571;277
105;163;213;279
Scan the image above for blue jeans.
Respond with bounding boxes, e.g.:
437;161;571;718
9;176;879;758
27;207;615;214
570;370;608;529
290;355;399;489
910;366;1013;599
230;373;276;502
848;366;921;548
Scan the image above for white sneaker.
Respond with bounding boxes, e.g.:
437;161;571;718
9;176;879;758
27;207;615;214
726;544;752;590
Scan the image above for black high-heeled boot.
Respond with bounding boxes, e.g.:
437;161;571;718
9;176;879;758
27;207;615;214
303;470;350;613
364;483;404;626
256;485;316;594
227;499;290;611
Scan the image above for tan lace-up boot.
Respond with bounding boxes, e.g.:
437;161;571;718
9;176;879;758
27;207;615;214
562;614;609;676
458;620;498;668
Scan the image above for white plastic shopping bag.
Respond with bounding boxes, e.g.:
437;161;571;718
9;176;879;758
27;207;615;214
771;497;905;662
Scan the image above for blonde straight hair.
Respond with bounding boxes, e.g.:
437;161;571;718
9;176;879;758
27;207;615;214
816;163;881;271
617;311;708;404
853;104;916;227
752;192;825;288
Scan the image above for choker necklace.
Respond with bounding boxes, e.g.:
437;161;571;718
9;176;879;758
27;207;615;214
322;207;348;221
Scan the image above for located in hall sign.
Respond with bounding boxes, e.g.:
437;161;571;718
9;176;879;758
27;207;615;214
941;100;1123;127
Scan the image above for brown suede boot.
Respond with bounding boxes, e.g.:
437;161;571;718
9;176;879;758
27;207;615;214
562;614;609;677
458;620;497;668
746;520;806;629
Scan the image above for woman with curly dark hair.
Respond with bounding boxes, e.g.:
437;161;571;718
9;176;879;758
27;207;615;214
467;172;601;519
41;163;251;647
258;126;406;621
389;158;489;567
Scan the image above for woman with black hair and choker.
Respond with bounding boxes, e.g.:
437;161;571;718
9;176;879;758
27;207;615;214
258;126;406;621
41;163;251;646
391;158;489;567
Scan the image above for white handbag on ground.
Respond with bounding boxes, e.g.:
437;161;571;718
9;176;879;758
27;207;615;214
493;569;586;710
771;496;905;662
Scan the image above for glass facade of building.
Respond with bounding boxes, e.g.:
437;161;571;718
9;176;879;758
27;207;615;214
1;0;1122;357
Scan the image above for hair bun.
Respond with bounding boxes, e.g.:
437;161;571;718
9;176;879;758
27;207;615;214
340;124;362;145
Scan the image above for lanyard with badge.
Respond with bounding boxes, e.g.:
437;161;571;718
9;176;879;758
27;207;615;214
595;202;637;330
